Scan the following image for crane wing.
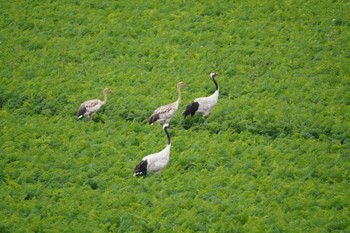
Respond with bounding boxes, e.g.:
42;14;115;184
148;102;177;124
84;99;103;112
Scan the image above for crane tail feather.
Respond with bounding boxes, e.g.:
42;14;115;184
148;113;159;124
77;105;87;119
134;159;148;177
183;102;199;118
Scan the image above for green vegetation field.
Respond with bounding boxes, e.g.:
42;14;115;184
1;0;349;232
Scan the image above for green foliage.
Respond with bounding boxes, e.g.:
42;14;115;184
1;0;349;232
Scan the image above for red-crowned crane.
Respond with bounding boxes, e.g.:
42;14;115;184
77;88;111;120
183;72;219;117
134;123;171;177
148;82;186;125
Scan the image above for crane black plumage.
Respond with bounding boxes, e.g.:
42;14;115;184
148;82;185;125
77;88;111;120
183;72;219;117
134;124;171;177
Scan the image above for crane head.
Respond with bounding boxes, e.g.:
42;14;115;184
177;82;186;88
103;88;112;94
210;72;217;78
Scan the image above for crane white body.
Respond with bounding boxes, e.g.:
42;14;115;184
183;72;219;117
135;145;171;176
134;124;171;176
193;90;219;116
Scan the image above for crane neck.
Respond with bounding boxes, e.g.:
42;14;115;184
164;126;171;145
211;76;219;91
176;85;182;104
102;91;108;105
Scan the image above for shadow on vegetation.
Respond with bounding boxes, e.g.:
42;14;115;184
92;115;105;123
75;114;105;123
181;116;206;130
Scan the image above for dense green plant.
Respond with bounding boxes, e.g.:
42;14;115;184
1;0;349;232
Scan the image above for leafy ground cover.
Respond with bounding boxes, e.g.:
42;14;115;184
0;0;349;232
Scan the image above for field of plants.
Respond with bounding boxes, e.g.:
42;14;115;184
1;0;349;232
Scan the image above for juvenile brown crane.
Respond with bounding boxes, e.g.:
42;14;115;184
77;88;111;120
148;82;185;125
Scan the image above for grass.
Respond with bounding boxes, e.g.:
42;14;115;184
0;0;349;232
